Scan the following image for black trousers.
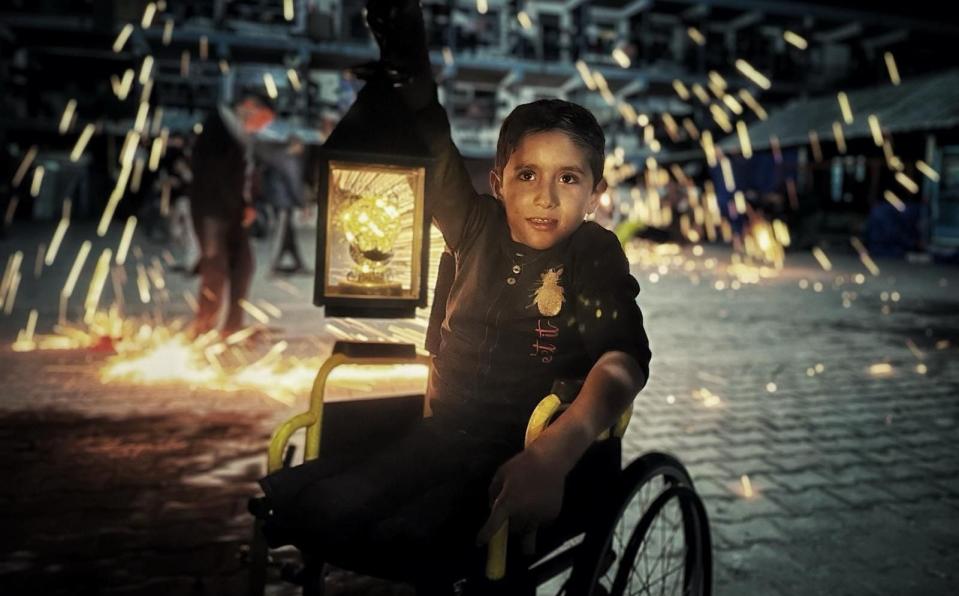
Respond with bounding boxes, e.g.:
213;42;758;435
192;214;253;334
259;417;520;584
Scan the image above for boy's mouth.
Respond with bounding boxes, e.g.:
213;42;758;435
526;217;558;231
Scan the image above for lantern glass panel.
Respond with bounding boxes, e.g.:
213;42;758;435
324;160;425;300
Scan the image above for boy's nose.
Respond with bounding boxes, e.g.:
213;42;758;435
534;184;559;208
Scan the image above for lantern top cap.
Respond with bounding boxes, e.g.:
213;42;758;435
322;74;432;161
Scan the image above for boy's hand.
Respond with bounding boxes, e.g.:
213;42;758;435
476;449;566;546
366;0;431;79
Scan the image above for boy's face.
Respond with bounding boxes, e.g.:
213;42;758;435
490;130;606;250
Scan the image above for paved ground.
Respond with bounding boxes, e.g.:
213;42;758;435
1;220;957;595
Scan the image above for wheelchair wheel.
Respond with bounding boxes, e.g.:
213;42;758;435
567;452;711;596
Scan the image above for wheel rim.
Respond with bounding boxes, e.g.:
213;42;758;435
572;455;706;596
611;485;700;596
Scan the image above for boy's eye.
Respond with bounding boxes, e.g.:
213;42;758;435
560;173;579;184
518;170;535;181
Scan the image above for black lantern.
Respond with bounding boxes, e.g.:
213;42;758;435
313;73;433;319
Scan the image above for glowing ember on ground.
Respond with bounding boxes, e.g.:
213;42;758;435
740;475;754;498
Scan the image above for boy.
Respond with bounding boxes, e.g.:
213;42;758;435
251;0;651;588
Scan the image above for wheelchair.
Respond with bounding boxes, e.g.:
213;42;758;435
246;340;712;596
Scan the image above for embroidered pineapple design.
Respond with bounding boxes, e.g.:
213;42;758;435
532;266;565;316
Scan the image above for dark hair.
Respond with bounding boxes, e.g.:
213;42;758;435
495;99;605;188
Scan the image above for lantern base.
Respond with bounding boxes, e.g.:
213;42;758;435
333;280;405;296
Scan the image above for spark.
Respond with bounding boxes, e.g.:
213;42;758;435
868;114;883;146
258;300;283;318
884;52;901;85
575;61;596;90
837;92;854;124
62;241;92;299
287;69;302;91
162;18;174;45
722;94;743;115
116;216;137;265
734;191;747;215
740;474;754;498
737;90;767;120
812;247;832;271
710;104;732;132
3;271;21;315
30;166;45;197
916;161;940;182
199;35;209;60
687;27;706;46
263;73;278;99
45;220;69;265
719;157;735;192
708;70;727;92
517;11;533;31
833;122;847;154
611;48;631;68
895;172;919;194
672;80;690;101
476;0;488;14
180;50;190;77
905;339;924;361
134;100;150;132
148;137;163;171
219;59;230;74
70;124;96;163
808;130;823;163
735;59;771;90
869;363;893;376
59;99;77;134
691;83;710;104
141;2;157;28
783;30;807;50
701;130;717;168
117;69;134;100
0;252;24;311
849;237;880;275
136;264;151;303
883;190;906;212
138;55;154;85
239;299;271;324
112;23;134;53
736;121;752;158
83;249;113;324
283;0;294;21
14;308;39;351
13;146;38;187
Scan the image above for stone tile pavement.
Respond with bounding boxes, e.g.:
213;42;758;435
1;222;957;594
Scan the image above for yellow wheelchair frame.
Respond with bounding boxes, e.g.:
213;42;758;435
248;340;709;596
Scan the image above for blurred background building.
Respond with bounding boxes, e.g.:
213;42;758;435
2;0;958;259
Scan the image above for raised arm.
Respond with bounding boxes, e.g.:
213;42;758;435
366;0;484;252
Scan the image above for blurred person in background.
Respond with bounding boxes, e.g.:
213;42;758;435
188;92;274;338
262;135;309;275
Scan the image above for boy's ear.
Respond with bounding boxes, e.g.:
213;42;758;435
489;170;504;201
586;178;608;214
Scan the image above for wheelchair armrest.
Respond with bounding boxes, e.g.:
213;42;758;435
267;342;430;473
486;381;634;581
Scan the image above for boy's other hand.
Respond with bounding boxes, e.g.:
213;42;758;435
476;449;565;546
